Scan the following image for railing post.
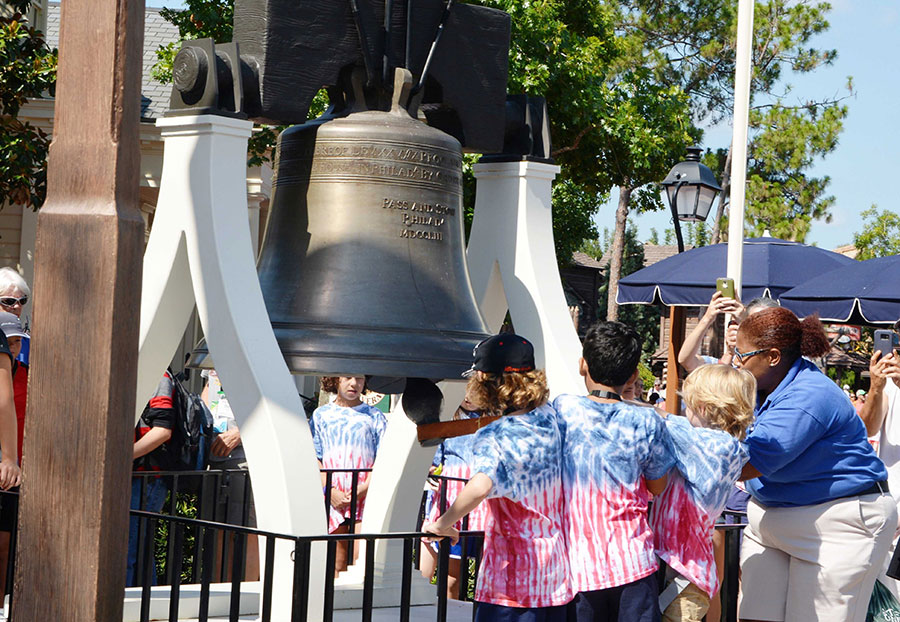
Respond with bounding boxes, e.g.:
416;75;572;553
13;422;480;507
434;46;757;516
323;540;337;622
436;539;450;622
291;538;311;622
261;534;277;622
362;536;375;622
168;523;184;622
723;525;741;622
400;537;413;622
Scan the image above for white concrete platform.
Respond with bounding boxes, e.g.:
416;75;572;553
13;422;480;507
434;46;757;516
115;581;470;621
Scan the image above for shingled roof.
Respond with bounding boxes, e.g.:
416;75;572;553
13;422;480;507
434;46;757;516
45;2;180;120
570;251;604;270
599;243;692;269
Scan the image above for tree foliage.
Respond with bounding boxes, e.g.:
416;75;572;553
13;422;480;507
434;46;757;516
853;206;900;260
620;0;848;243
586;222;661;357
0;4;56;209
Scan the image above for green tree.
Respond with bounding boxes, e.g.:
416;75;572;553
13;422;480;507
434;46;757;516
621;0;848;243
853;206;900;260
0;1;56;209
586;221;661;357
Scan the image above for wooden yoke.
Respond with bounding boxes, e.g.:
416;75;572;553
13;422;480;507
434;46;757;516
415;415;503;445
13;1;145;620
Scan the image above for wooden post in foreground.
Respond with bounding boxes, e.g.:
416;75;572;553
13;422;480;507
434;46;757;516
666;307;685;415
13;1;145;620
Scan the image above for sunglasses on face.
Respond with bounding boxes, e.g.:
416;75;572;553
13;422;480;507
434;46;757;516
733;346;767;364
0;296;27;308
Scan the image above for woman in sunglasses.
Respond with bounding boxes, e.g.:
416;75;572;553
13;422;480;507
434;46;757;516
735;306;895;622
0;268;29;366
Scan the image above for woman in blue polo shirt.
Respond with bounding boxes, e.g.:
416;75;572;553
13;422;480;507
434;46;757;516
734;306;895;622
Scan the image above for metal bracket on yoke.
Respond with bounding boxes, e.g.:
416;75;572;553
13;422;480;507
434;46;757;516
168;39;256;118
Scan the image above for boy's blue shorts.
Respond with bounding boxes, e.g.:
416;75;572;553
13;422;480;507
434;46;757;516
429;534;480;560
567;573;660;622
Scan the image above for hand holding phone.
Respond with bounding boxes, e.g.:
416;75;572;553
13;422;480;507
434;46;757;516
716;277;735;299
875;329;896;360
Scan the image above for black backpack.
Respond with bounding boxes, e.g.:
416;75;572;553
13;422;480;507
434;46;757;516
167;368;214;480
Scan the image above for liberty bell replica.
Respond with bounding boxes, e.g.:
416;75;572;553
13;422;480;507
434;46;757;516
178;0;513;386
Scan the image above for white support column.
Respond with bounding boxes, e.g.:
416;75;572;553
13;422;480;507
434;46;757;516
137;114;326;619
467;160;583;396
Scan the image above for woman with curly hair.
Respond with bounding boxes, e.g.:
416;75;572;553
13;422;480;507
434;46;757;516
423;333;571;621
735;307;895;622
310;376;387;574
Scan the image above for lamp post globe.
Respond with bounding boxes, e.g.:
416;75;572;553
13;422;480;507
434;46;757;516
661;146;722;252
662;146;721;222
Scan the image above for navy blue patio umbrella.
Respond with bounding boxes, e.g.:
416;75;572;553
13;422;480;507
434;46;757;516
779;255;900;324
616;237;856;306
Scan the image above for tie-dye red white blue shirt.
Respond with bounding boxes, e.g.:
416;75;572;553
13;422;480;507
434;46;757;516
469;403;571;608
426;411;488;531
650;415;749;597
310;402;388;532
553;395;675;593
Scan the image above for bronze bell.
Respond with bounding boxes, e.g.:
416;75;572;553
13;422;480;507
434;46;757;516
190;69;490;383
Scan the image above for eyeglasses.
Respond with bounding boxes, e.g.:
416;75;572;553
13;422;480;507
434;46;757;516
0;296;27;308
733;346;767;364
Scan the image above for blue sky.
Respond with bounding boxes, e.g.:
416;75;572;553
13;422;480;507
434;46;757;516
146;1;895;251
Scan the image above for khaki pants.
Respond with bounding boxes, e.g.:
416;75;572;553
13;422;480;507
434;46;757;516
739;493;897;622
662;582;709;622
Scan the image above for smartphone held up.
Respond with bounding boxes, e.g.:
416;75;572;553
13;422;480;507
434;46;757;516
875;329;898;360
716;277;735;300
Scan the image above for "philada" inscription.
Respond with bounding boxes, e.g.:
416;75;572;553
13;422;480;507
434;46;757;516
383;198;454;242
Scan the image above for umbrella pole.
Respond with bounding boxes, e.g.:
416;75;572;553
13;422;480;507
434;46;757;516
666;307;685;415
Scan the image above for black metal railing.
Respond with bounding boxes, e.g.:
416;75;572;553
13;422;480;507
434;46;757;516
0;470;750;622
131;469;255;587
129;506;485;622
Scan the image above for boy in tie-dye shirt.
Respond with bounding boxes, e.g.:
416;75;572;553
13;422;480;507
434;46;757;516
553;321;675;622
651;364;754;622
424;333;571;621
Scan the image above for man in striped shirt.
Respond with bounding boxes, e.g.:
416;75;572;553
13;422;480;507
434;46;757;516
553;322;675;622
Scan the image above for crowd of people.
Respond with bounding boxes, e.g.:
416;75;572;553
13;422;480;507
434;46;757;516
2;258;895;621
423;311;890;621
291;297;900;622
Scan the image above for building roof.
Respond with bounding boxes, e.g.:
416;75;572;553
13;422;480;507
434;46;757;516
832;244;859;259
570;251;604;270
599;243;692;269
46;2;180;120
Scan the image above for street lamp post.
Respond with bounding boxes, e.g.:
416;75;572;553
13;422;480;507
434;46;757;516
661;146;722;253
659;146;721;414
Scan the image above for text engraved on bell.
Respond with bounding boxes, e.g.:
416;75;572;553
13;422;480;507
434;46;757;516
383;198;455;242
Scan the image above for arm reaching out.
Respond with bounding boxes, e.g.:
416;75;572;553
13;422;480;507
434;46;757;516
678;292;744;372
860;351;900;437
423;472;493;545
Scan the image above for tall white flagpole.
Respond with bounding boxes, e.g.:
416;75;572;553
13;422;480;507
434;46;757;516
726;0;754;299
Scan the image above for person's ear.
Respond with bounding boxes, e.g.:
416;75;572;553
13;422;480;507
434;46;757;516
627;368;640;386
578;357;589;379
768;348;782;367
